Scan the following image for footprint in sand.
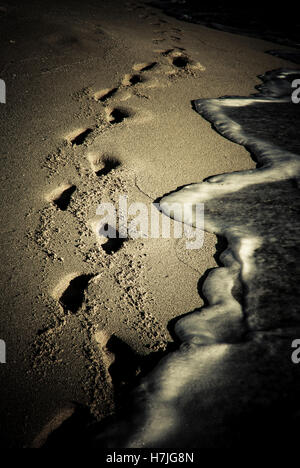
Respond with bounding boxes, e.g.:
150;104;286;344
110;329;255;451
89;216;128;255
157;49;205;73
87;152;121;177
122;73;144;86
66;127;93;146
59;275;94;313
172;54;190;68
105;106;132;125
46;183;76;211
94;87;119;103
152;38;166;44
99;227;127;255
94;331;141;387
156;48;176;56
94;64;158;107
52;273;95;314
133;62;158;72
171;27;183;34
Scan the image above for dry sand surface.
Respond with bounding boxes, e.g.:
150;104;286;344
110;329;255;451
0;0;297;447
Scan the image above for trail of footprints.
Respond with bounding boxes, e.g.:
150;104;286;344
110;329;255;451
34;10;205;415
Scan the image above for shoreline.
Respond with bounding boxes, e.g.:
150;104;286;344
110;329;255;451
0;0;299;447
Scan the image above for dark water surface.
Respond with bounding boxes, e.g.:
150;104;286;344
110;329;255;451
149;0;300;48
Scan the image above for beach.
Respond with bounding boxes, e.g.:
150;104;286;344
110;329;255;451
0;0;299;448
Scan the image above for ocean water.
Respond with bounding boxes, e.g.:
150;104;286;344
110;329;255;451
160;68;300;334
267;50;300;65
83;69;300;447
149;0;300;48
